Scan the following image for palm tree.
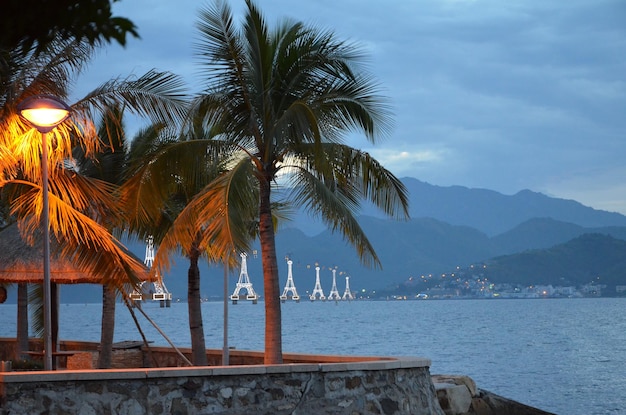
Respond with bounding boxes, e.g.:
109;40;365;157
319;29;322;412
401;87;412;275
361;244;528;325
120;113;254;365
0;35;188;361
121;115;300;365
187;0;410;364
73;104;130;368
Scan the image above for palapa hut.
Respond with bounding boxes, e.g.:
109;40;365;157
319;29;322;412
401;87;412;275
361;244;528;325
0;222;151;287
0;223;152;368
0;223;109;284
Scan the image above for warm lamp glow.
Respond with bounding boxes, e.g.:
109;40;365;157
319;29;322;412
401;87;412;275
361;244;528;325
18;95;70;133
20;108;69;128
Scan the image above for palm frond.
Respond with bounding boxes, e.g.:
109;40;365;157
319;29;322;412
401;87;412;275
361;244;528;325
290;143;410;219
13;195;145;288
287;165;380;268
125;122;173;166
194;0;246;87
194;1;262;145
72;69;188;146
8;37;95;104
120;138;233;234
197;156;258;257
3;166;145;288
151;154;255;274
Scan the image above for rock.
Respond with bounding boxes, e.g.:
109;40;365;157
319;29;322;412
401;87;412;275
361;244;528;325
435;383;472;415
432;374;478;397
469;396;494;415
430;375;557;415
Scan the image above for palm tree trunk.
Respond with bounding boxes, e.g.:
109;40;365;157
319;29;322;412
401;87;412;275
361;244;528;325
259;176;283;364
188;243;208;366
17;283;29;360
98;284;116;368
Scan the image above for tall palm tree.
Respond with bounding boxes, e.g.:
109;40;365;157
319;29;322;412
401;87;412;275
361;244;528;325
187;0;410;364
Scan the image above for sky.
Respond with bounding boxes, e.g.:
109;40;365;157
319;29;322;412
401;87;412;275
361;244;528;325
72;0;626;215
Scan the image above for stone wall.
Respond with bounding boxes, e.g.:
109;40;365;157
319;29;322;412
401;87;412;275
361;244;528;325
0;358;444;415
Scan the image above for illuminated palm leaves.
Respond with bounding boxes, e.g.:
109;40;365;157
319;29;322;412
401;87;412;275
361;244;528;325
0;35;188;289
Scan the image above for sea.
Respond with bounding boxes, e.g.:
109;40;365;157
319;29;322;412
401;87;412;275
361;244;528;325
1;297;624;415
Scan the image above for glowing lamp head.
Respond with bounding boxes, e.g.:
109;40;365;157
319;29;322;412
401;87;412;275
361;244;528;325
18;95;70;133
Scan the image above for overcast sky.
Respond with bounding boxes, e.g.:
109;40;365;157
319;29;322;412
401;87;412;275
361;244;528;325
73;0;626;215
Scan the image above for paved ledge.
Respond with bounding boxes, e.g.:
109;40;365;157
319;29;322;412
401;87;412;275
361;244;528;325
0;356;431;384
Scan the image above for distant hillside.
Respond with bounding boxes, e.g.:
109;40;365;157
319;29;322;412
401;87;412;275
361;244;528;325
491;218;589;252
491;218;626;253
275;216;495;286
273;217;626;292
483;233;626;288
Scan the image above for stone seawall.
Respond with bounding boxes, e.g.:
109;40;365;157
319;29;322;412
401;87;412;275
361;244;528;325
0;339;557;415
0;357;445;415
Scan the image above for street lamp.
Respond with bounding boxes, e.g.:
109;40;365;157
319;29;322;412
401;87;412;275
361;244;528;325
17;95;70;371
223;256;229;366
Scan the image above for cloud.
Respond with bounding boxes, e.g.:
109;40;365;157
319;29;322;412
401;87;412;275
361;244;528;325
72;0;626;215
370;148;446;170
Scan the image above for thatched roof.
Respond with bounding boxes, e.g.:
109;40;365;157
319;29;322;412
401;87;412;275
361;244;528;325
0;223;150;284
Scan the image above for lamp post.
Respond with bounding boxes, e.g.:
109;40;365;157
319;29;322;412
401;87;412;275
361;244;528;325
223;256;229;366
17;95;70;371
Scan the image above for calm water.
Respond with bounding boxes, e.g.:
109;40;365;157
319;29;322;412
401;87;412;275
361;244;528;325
1;298;624;415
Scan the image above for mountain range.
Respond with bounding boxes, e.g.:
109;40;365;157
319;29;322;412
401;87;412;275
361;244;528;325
57;177;626;302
